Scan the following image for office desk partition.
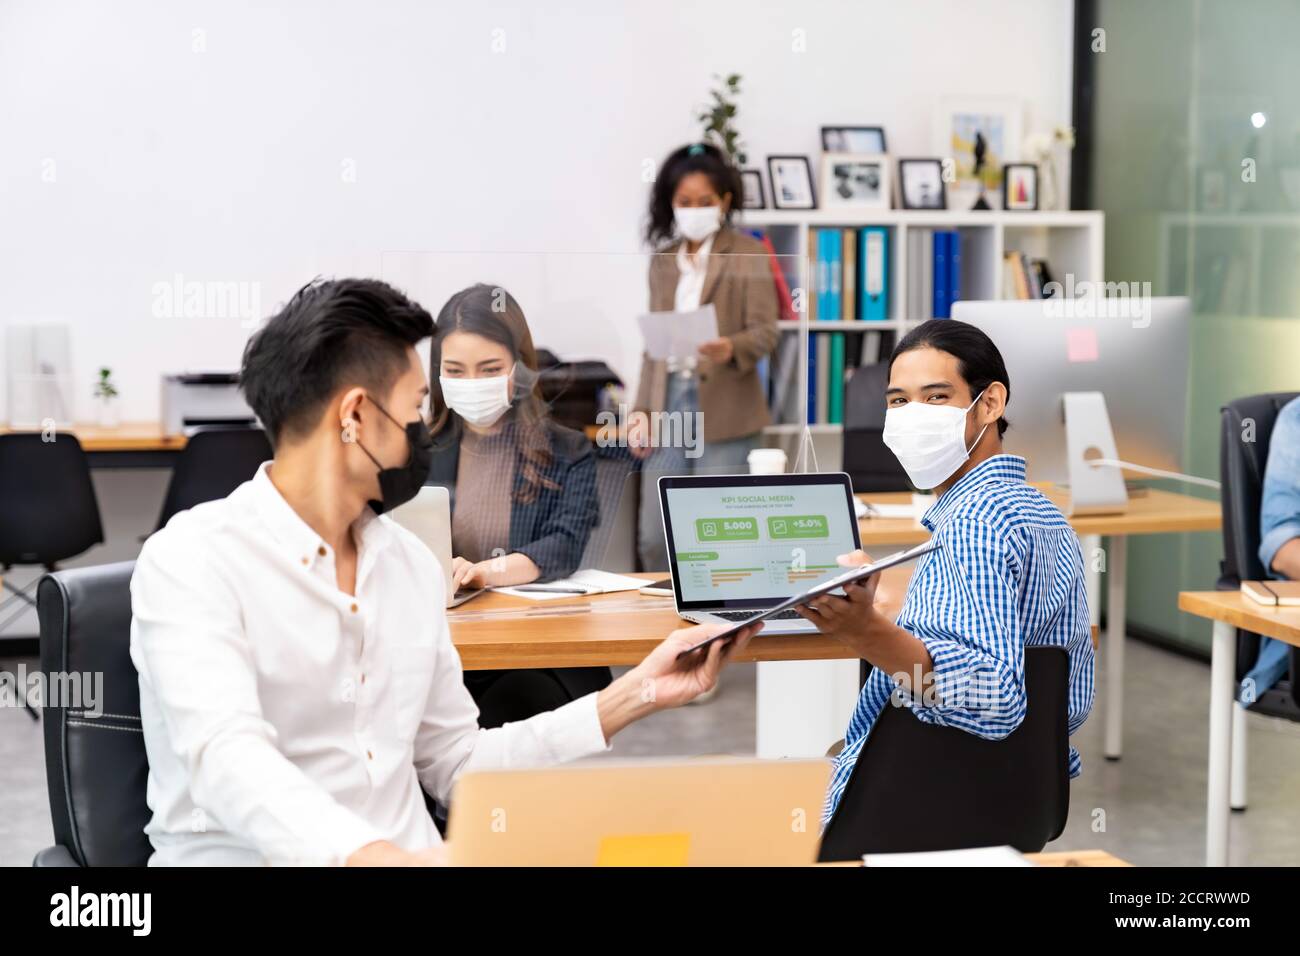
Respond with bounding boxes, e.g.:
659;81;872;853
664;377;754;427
1178;590;1300;867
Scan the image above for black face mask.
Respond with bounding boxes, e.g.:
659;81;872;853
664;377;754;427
356;396;434;515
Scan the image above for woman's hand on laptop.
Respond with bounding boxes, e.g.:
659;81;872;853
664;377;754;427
594;622;762;741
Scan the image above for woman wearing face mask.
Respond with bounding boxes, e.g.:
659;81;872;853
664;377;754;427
630;142;781;572
424;283;610;728
795;319;1095;837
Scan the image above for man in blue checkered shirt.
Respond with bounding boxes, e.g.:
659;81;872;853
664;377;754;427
797;319;1095;823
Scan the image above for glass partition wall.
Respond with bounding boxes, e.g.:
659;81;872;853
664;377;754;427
1090;0;1300;651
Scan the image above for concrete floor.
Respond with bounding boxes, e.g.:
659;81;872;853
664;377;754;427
4;636;1299;867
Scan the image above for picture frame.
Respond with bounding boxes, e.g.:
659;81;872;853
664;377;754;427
819;153;891;210
932;97;1022;210
820;125;887;155
1002;163;1039;211
767;155;817;209
740;169;766;209
897;158;947;210
1198;168;1226;212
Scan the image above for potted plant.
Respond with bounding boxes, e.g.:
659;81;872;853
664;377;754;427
93;367;120;427
697;73;747;167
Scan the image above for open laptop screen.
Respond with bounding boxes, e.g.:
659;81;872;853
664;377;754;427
658;473;862;611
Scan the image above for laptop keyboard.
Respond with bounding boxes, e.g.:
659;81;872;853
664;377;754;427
712;609;804;621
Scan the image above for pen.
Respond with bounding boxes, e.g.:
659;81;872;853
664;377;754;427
514;585;591;594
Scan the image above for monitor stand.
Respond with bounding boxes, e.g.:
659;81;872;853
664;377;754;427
1063;391;1129;516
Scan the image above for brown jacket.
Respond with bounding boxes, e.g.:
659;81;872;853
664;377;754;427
633;227;781;443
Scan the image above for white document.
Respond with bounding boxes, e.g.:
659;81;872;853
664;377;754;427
492;569;649;602
864;846;1034;867
636;304;719;362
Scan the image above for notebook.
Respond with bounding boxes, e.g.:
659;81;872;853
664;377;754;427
1241;580;1300;607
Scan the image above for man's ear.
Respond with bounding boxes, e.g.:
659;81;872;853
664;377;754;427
980;382;1008;425
337;387;367;444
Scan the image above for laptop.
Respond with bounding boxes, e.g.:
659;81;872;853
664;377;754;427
447;757;830;866
388;485;486;609
657;472;863;634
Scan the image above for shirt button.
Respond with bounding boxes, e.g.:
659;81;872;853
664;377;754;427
300;557;308;566
360;673;366;684
367;750;374;761
318;546;327;557
350;602;359;614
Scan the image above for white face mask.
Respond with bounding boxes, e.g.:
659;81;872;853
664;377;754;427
440;370;512;428
674;205;722;243
882;388;989;491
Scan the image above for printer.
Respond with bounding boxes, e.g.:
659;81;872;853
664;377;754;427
161;373;258;436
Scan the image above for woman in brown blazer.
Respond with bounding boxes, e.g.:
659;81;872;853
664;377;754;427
630;143;780;571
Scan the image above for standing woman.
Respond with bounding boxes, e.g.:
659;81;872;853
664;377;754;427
631;142;781;571
425;283;610;727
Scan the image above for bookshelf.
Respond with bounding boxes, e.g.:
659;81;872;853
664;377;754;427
740;209;1105;470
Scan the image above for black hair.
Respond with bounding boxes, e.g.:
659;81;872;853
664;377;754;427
889;318;1011;437
645;142;742;246
240;277;434;447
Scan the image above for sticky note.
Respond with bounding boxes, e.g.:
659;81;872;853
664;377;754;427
595;832;691;867
1066;327;1099;363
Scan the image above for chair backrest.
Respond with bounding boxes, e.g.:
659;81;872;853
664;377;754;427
155;427;272;530
0;433;103;567
818;646;1071;861
1219;392;1300;686
579;445;640;573
842;363;911;493
37;561;151;867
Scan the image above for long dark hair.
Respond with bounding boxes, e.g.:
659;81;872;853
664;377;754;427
889;319;1011;437
645;142;743;247
430;283;557;503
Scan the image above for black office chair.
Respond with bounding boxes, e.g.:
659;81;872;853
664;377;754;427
1218;393;1300;720
154;426;272;531
842;362;911;493
34;561;152;866
817;646;1071;861
0;433;104;718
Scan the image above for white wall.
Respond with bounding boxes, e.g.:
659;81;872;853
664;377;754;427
0;0;1074;422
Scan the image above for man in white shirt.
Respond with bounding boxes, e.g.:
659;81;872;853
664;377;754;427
130;278;756;866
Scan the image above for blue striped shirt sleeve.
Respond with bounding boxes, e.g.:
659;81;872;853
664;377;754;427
903;515;1029;739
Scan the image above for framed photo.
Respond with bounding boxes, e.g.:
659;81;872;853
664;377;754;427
767;155;817;209
819;153;891;210
932;97;1022;209
740;169;766;209
820;125;887;155
1002;163;1039;211
898;158;947;210
1198;168;1226;212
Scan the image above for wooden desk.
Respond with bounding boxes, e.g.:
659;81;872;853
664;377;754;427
859;487;1221;762
0;422;188;468
1178;590;1300;867
449;568;912;671
826;849;1131;867
1027;849;1130;867
856;487;1221;546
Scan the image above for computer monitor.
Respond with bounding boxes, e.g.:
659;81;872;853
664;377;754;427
950;297;1190;485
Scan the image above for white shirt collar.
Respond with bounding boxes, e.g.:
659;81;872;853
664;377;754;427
675;230;715;275
250;460;391;569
